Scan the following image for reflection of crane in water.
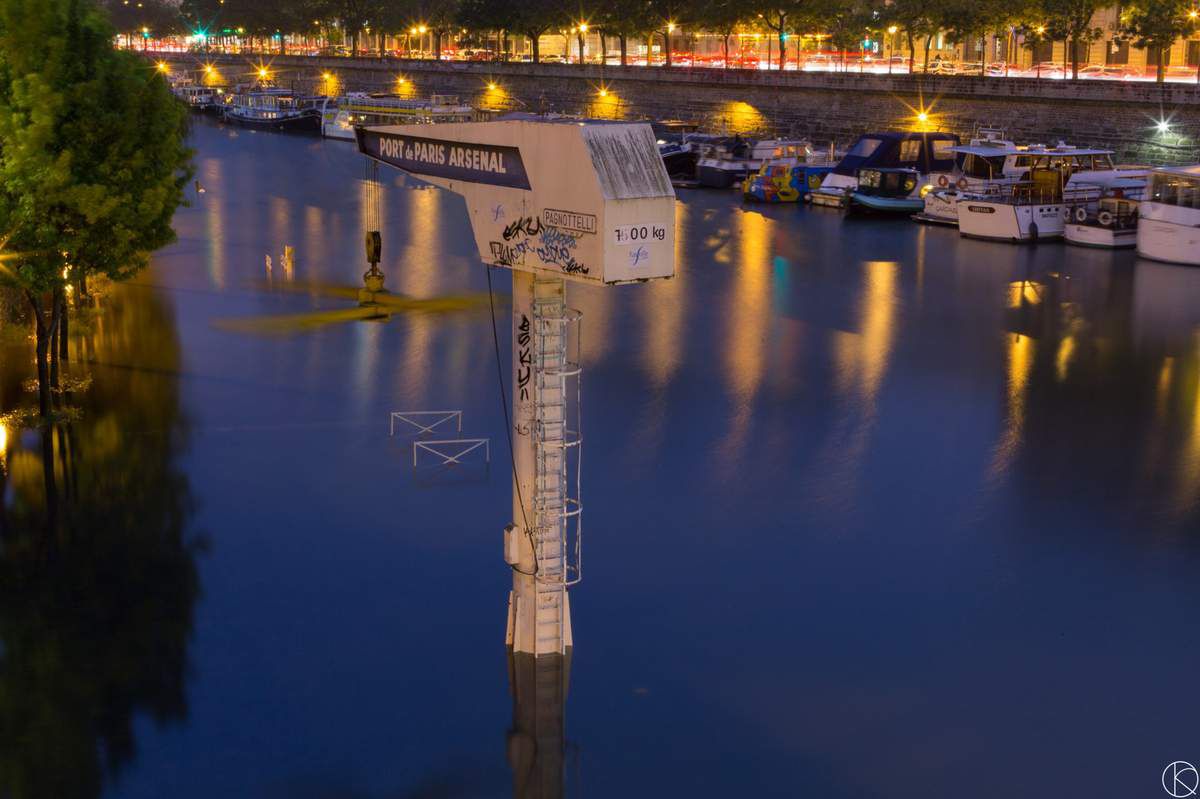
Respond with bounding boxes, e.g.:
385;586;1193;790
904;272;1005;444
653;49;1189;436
214;162;491;335
358;118;677;798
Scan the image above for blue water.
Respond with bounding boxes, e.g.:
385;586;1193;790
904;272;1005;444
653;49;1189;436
3;116;1200;798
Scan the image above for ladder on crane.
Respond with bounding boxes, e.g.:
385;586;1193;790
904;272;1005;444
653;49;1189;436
530;282;582;657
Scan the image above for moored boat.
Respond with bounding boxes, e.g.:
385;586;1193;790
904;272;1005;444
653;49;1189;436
850;167;925;213
810;131;960;208
321;93;478;140
957;146;1148;242
697;138;810;189
912;140;1031;225
1064;196;1139;248
222;87;323;133
1136;165;1200;266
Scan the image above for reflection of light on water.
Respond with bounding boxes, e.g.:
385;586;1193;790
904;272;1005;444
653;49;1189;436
805;260;898;512
835;261;897;402
400;187;437;299
988;332;1035;480
1175;339;1200;515
641;200;688;386
1055;335;1075;382
1008;280;1040;309
0;420;7;471
715;209;773;468
204;158;226;289
352;316;384;415
1157;357;1175;419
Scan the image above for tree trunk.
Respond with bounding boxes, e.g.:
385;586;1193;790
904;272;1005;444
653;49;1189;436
1158;46;1166;83
599;33;607;64
436;32;443;61
26;290;61;419
779;31;787;70
923;35;932;73
663;31;671;66
908;32;915;73
59;292;68;362
531;33;540;63
1071;36;1078;79
723;34;729;68
578;34;585;64
619;34;627;65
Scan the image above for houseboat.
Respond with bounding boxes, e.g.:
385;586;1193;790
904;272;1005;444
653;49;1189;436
810;131;960;208
1136;165;1200;266
222;87;323;133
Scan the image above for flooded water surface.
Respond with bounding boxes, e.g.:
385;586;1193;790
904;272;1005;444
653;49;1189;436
3;117;1200;798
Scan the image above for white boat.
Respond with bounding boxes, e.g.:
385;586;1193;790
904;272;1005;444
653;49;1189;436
697;139;811;189
913;140;1031;225
321;93;478;140
957;146;1149;242
1137;165;1200;266
1064;196;1139;248
809;131;960;208
172;83;219;112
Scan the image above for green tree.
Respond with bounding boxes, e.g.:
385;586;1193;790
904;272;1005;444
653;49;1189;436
0;0;191;418
880;0;945;71
1040;0;1109;78
1117;0;1198;82
700;0;750;67
595;0;653;65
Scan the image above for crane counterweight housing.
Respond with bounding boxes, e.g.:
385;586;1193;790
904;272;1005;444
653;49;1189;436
357;118;677;286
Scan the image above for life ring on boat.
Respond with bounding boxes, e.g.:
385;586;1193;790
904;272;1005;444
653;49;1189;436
1074;206;1089;223
807;173;823;189
937;174;949;188
1097;210;1114;227
956;177;969;190
1061;206;1073;222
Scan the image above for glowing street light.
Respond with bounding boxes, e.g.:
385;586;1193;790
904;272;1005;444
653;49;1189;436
156;61;168;73
1157;118;1171;133
258;67;269;79
887;25;898;34
579;22;589;33
917;111;928;122
667;21;677;32
418;24;427;34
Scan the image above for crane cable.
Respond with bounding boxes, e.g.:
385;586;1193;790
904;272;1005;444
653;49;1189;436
484;262;538;577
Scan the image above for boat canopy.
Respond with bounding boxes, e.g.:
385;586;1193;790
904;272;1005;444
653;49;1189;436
948;143;1027;157
833;132;960;176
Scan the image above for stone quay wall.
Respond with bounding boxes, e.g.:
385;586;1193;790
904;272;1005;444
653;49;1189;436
159;53;1200;164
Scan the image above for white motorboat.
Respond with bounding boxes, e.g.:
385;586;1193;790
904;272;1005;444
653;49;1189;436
809;131;960;208
913;140;1031;225
1064;196;1139;248
321;93;478;140
697;139;811;189
957;146;1149;242
1136;165;1200;266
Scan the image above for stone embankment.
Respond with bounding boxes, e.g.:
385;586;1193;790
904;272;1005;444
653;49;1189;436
159;52;1200;163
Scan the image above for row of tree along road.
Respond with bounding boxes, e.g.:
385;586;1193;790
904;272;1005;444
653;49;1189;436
103;0;1199;81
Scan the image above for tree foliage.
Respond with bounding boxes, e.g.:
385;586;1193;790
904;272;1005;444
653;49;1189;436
0;0;192;417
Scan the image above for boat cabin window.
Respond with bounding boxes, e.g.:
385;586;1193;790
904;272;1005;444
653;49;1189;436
898;140;921;162
932;140;957;161
847;137;883;158
1150;174;1200;208
959;153;1007;179
1014;155;1034;168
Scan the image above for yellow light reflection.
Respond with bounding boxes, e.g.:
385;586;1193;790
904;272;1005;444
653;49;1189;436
715;209;773;468
988;332;1035;480
0;420;8;471
641;199;688;386
1055;335;1074;382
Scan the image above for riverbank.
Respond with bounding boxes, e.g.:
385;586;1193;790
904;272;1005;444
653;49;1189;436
156;52;1200;163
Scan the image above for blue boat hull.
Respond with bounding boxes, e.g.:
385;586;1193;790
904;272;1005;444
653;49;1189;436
850;193;924;214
